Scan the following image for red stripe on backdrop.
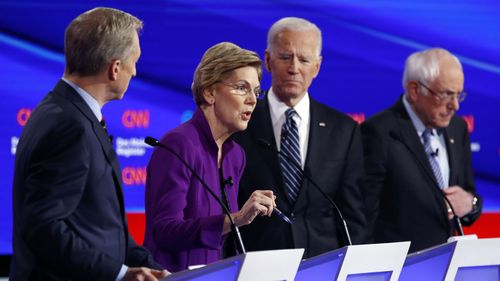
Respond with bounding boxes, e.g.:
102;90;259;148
127;213;146;245
127;212;500;246
463;212;500;238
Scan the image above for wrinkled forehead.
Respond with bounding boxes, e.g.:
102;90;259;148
272;30;320;54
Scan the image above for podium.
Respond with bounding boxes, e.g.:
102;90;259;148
163;248;304;281
294;242;410;281
399;237;500;281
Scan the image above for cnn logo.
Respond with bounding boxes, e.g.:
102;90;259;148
17;108;32;126
122;166;147;186
461;115;474;133
122;110;150;128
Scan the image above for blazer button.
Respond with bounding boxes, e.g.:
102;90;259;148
290;213;295;220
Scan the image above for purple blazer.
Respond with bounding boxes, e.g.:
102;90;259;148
143;108;245;272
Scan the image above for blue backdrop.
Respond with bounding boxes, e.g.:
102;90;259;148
1;0;499;255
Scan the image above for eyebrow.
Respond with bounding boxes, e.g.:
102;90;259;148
232;80;250;84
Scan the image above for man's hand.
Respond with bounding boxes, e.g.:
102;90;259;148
124;267;170;281
443;186;474;220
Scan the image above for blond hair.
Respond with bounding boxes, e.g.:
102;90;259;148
192;42;262;105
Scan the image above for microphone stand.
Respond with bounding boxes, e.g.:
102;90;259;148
258;138;353;246
443;195;465;236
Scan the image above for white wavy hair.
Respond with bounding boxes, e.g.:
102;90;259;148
402;48;462;94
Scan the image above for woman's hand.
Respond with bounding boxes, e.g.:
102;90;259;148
234;190;276;226
223;190;276;234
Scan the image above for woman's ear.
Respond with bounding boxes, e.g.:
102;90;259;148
203;86;216;105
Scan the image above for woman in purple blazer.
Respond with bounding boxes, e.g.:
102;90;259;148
144;42;276;272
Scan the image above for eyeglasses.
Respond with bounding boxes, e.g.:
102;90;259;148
218;81;264;99
418;81;467;103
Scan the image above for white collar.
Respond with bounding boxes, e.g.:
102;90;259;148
268;88;310;122
62;77;102;122
402;94;435;138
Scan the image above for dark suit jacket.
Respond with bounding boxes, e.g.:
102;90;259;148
233;95;367;258
361;96;482;253
11;80;159;281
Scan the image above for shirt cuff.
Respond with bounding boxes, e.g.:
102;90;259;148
115;264;128;281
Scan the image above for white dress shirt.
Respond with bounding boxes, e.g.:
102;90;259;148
403;96;450;187
62;77;102;121
268;89;310;169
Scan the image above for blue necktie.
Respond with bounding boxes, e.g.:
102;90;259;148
279;108;303;203
100;119;113;143
422;129;445;189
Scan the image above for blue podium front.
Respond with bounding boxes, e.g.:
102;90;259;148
399;237;500;281
295;242;410;281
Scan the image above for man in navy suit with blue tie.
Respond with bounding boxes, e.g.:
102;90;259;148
234;17;367;258
11;7;168;281
361;48;482;253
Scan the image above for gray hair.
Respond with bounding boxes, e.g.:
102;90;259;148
402;48;462;94
192;42;262;106
64;7;143;76
267;17;322;57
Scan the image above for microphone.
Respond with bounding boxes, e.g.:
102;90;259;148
144;136;247;253
258;138;353;246
223;176;234;186
389;131;464;236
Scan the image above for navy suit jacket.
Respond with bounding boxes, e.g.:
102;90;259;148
361;96;482;253
11;80;159;281
233;94;367;258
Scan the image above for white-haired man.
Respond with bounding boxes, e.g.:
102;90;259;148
361;48;482;253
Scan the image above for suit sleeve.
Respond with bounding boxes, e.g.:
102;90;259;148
360;121;387;243
459;121;482;225
335;123;369;244
21;115;122;281
126;234;163;270
146;133;225;252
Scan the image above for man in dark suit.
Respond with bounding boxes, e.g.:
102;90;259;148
11;8;168;281
233;17;367;258
362;48;482;253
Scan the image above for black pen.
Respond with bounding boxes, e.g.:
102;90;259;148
273;207;293;224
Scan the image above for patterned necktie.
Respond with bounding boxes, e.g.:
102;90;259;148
422;129;445;189
100;119;113;143
279;108;303;203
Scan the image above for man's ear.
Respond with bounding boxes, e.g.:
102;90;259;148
264;50;271;72
407;81;419;103
312;55;322;78
108;60;121;81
